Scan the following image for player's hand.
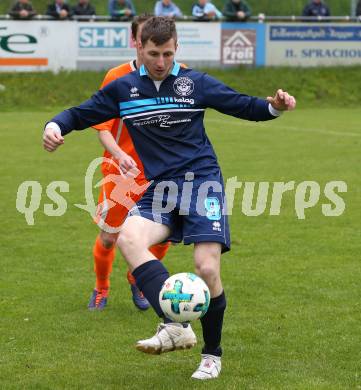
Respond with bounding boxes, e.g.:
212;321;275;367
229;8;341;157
43;126;64;152
117;150;137;174
267;89;296;111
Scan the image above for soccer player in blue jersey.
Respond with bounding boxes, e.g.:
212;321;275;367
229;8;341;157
43;17;296;380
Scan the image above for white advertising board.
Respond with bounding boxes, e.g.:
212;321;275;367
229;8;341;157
76;22;221;69
0;21;77;72
0;21;221;72
77;22;135;64
266;23;361;66
3;21;360;72
176;22;221;62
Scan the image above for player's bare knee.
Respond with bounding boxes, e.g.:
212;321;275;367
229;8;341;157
117;230;134;252
195;263;219;287
99;231;118;248
117;228;143;255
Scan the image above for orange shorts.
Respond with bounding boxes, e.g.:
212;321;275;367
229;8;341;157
95;174;149;229
95;174;171;259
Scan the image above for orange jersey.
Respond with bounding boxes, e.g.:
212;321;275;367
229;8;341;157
93;60;146;178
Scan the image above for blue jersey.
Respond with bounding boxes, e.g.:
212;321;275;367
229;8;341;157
50;62;276;180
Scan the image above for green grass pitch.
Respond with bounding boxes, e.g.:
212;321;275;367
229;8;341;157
0;107;360;389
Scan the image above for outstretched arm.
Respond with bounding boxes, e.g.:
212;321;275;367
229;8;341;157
202;74;296;121
42;80;121;152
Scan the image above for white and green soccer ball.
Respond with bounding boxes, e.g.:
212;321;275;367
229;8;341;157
159;273;210;322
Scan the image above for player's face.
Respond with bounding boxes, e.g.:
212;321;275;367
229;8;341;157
141;38;177;81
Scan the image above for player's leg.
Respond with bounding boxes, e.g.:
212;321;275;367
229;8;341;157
117;215;171;318
126;241;170;283
90;177;150;310
118;212;196;354
90;223;149;311
88;179;123;310
126;241;171;310
88;230;117;310
118;216;170;271
192;242;225;380
115;175;170;310
181;171;229;379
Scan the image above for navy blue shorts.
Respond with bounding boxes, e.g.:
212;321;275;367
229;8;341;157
129;171;230;253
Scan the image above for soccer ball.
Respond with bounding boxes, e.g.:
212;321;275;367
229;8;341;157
159;273;210;322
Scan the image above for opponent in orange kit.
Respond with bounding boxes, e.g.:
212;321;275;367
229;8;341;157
88;14;170;311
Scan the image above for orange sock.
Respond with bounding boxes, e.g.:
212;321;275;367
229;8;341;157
126;242;171;286
127;270;136;285
93;236;115;291
149;242;170;260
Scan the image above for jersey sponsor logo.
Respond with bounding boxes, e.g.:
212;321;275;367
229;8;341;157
173;97;195;105
129;86;139;97
173;77;194;97
133;114;191;128
119;97;194;117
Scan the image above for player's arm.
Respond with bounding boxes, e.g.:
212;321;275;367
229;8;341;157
98;130;137;173
92;68;137;171
43;80;121;152
201;74;295;121
92;68;124;136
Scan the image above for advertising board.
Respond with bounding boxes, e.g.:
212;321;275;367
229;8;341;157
221;23;266;66
0;21;76;72
266;24;361;66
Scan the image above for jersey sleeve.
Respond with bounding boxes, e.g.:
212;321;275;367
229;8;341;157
49;80;121;136
93;68;121;132
201;73;275;122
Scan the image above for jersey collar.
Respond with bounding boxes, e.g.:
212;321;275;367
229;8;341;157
130;59;137;71
139;61;180;78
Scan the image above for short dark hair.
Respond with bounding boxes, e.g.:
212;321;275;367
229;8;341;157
141;16;177;47
131;14;153;40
